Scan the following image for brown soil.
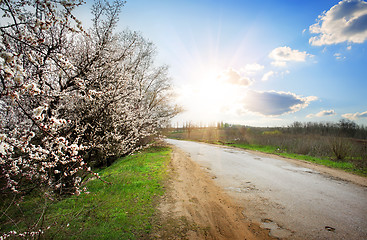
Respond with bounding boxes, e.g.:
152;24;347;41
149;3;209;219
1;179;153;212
151;146;275;240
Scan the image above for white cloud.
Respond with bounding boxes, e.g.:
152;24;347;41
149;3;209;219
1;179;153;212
271;60;287;67
342;110;367;120
220;68;252;86
334;52;345;60
261;71;275;81
309;0;367;46
307;109;336;118
242;90;317;116
242;63;264;74
269;46;311;67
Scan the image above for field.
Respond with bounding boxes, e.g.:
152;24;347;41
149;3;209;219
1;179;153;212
0;146;171;239
165;124;367;176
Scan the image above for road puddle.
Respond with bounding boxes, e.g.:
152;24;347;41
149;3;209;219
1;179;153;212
260;218;293;238
281;165;319;174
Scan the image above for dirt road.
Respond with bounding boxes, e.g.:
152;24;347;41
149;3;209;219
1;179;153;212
151;146;274;240
165;139;367;240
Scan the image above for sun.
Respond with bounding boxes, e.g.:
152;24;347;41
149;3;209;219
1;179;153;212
175;65;241;122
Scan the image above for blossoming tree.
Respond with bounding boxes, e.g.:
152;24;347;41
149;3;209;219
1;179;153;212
0;0;178;197
0;0;93;198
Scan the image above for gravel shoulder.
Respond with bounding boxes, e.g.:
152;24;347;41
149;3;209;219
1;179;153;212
151;146;275;240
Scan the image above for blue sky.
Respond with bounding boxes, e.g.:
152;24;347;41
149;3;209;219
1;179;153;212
77;0;367;127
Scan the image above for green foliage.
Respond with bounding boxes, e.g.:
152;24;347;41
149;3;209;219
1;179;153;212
0;147;171;239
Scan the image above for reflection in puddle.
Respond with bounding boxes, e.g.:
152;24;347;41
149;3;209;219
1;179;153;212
281;165;319;174
260;218;293;238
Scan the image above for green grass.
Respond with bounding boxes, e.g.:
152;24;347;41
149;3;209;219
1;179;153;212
0;146;171;239
228;143;359;174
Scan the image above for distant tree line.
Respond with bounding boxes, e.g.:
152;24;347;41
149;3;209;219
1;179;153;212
170;119;367;140
284;119;367;139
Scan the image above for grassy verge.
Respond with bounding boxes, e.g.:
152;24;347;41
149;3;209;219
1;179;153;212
1;146;171;239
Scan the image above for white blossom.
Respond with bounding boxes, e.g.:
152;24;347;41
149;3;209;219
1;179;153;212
0;52;14;63
33;105;47;118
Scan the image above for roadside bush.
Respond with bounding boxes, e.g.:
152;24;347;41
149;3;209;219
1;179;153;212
223;127;248;143
329;137;351;161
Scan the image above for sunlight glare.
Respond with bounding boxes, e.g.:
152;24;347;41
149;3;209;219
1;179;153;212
176;65;242;122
